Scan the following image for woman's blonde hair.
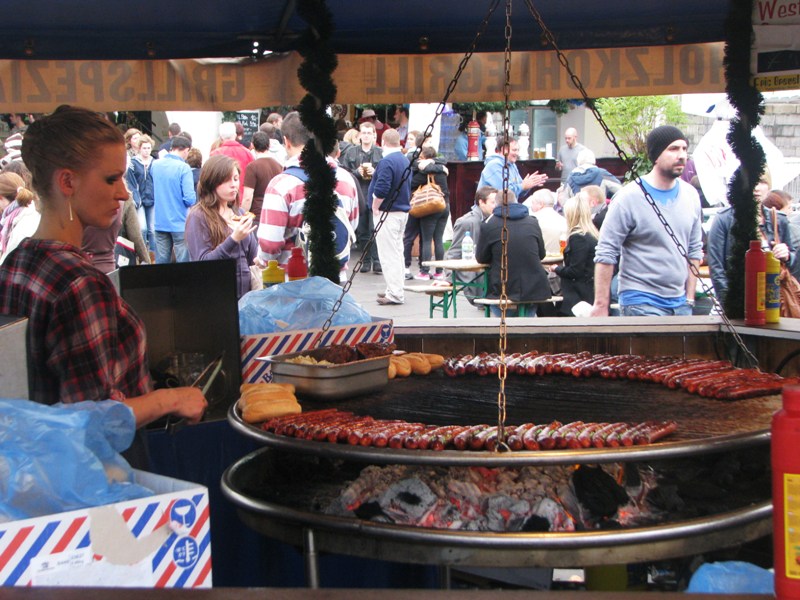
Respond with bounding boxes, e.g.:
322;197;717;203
189;155;239;248
0;172;34;208
563;194;599;239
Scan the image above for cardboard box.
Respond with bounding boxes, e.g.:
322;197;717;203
0;470;211;588
240;317;394;384
0;316;29;399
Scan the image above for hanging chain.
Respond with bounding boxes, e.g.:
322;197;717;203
316;0;503;344
523;0;759;369
494;0;514;452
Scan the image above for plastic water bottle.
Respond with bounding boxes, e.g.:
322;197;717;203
462;231;474;261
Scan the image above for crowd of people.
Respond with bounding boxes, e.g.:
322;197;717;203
0;107;796;318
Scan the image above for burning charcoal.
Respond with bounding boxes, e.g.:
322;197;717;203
482;495;531;532
353;501;388;521
530;497;575;532
379;478;439;524
646;483;685;513
572;466;629;520
521;514;551;532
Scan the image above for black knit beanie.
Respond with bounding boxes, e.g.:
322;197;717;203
646;125;687;163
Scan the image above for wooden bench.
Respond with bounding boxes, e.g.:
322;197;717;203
404;283;454;318
473;296;563;317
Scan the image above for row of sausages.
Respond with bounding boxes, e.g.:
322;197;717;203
442;351;798;400
260;408;678;451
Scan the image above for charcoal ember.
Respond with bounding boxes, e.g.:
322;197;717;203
379;478;439;524
319;344;358;364
521;514;551;532
646;483;685;513
353;501;388;521
530;497;575;531
572;465;629;520
482;495;531;532
356;342;396;359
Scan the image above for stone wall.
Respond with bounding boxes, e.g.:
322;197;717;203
684;98;800;159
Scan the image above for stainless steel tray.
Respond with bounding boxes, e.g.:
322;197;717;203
258;347;389;401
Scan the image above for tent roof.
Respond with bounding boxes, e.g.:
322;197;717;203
1;0;732;60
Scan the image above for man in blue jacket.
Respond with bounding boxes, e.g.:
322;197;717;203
477;135;547;201
151;136;196;263
368;129;411;305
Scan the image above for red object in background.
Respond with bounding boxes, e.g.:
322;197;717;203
467;119;481;161
286;246;308;281
773;385;800;599
745;240;766;326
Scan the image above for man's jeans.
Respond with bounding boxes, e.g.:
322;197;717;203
621;303;693;317
155;231;189;263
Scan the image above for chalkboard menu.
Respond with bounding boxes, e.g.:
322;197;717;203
236;110;261;145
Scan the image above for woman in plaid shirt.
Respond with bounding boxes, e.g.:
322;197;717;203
0;105;206;429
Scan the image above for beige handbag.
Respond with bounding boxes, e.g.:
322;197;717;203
409;175;446;218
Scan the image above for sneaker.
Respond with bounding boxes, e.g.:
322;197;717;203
372;263;382;274
377;296;403;305
359;262;372;273
432;272;446;281
414;272;431;281
404;269;413;280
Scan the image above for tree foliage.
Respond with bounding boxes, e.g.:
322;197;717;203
594;96;685;176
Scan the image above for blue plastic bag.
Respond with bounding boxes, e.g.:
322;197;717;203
0;399;153;522
687;561;773;594
238;276;373;335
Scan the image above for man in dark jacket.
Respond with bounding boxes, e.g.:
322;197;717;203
368;129;411;305
476;191;550;316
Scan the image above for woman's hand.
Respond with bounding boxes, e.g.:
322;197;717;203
124;387;208;428
773;242;790;262
167;387;208;424
231;214;257;242
417;158;434;170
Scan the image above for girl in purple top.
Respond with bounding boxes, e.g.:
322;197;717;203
184;155;258;298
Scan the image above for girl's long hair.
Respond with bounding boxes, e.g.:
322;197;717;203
564;194;599;239
190;154;239;248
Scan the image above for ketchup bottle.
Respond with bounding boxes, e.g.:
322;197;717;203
773;385;800;599
286;247;308;281
745;240;766;325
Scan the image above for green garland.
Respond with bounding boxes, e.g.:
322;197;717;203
295;0;340;283
722;0;766;317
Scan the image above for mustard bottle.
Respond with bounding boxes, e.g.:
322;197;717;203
262;260;285;287
765;250;780;324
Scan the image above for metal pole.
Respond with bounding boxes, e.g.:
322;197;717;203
303;528;320;588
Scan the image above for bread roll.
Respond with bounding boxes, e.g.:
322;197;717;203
404;353;432;375
390;355;412;377
388;361;397;379
242;398;301;423
422;353;445;369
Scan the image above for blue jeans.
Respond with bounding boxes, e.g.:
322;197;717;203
621;303;693;317
155;231;189;263
137;204;156;252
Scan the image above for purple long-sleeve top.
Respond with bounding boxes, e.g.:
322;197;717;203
185;208;258;298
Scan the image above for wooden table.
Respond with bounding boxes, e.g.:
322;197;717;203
421;258;488;318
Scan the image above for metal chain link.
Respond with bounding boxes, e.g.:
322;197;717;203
316;0;503;342
494;0;513;452
523;0;759;369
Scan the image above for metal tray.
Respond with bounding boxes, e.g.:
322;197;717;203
258;347;389;401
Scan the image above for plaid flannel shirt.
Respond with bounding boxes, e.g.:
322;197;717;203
0;239;152;404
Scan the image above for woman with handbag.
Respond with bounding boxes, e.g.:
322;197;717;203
410;145;450;281
184;155;258;299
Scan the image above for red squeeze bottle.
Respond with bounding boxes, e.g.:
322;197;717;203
745;240;766;325
773;385;800;599
286;246;308;281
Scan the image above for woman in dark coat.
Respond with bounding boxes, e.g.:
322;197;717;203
410;145;450;280
553;194;598;316
477;192;549;315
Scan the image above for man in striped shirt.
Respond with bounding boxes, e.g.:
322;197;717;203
257;112;358;268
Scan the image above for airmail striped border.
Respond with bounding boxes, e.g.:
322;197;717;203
0;491;211;587
240;318;394;384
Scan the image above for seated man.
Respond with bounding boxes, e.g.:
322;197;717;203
445;186;497;302
476;190;551;316
566;149;621;198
